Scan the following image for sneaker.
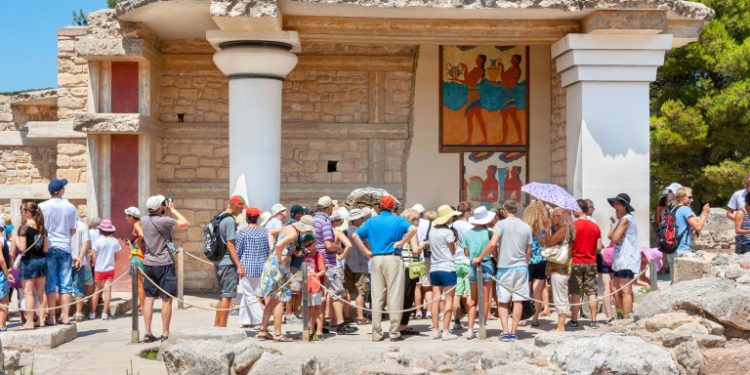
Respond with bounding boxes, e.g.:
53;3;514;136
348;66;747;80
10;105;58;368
568;320;579;328
88;313;96;320
452;320;462;331
335;324;358;335
590;321;600;329
465;329;475;340
500;333;511;342
425;312;432;319
73;313;85;322
507;333;518;342
442;331;458;341
415;311;423;320
604;317;615;325
432;329;442;339
101;314;110;321
286;315;302;324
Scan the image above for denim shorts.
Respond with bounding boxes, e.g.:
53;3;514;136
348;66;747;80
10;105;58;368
469;260;495;283
612;269;635;279
45;247;74;294
144;264;177;299
0;273;9;300
72;267;94;297
215;263;239;299
429;271;457;287
20;256;48;280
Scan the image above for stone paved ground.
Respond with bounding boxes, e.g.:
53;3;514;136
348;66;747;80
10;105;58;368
19;292;630;374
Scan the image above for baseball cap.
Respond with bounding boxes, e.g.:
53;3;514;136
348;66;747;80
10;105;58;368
317;196;333;208
271;203;287;216
146;195;166;212
302;233;315;243
229;195;246;208
245;207;261;217
380;195;396;211
290;204;306;216
412;204;425;214
48;178;68;195
124;206;141;217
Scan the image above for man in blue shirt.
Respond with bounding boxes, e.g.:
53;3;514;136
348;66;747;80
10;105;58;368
669;187;710;283
352;195;416;342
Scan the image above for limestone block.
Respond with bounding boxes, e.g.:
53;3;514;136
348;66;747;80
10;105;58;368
0;323;77;351
702;343;750;375
673;252;714;283
73;113;140;133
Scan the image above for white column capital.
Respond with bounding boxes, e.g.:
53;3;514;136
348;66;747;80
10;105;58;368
552;33;673;87
208;30;300;80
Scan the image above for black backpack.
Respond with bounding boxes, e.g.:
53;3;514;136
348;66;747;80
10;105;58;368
203;212;232;261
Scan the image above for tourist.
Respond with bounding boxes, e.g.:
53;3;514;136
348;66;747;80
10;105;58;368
124;207;145;313
477;200;532;341
0;221;13;331
39;178;78;326
212;196;245;328
427;204;461;341
236;207;270;329
257;215;315;342
668;187;710;274
465;206;495;339
608;193;639;319
4;220;23;319
90;220;123;320
569;200;603;329
352;195;416;342
16;202;49;330
543;207;575;332
734;193;750;255
314;196;356;334
523;200;548;327
397;208;422;336
451;202;473;331
584;199;595;221
284;204;307;324
70;218;92;322
344;207;371;325
726;172;750;220
266;204;287;233
141;195;190;343
414;209;436;320
87;218;101;320
304;233;326;341
327;210;353;326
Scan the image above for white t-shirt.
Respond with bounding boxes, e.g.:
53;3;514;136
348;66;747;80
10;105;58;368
452;220;473;263
39;198;78;252
727;189;748;212
417;218;431;247
428;226;456;273
70;221;91;268
93;236;121;272
493;217;532;268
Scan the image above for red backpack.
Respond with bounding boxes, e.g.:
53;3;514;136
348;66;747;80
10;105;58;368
657;207;687;254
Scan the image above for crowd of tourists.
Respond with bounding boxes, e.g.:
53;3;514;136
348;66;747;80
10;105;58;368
2;172;749;344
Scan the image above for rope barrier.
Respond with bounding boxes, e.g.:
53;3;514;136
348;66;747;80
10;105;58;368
0;271;132;312
138;267;302;312
183;250;216;266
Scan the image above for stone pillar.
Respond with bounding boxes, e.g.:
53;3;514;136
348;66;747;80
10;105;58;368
209;33;299;210
552;34;673;245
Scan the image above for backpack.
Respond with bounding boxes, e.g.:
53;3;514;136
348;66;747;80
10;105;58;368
203;212;233;261
657;207;688;254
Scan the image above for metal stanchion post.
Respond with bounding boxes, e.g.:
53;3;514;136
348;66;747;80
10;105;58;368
301;264;309;342
131;264;139;344
177;250;185;309
477;264;486;340
649;260;658;291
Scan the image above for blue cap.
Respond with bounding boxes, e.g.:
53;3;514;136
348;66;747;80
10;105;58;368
48;178;68;194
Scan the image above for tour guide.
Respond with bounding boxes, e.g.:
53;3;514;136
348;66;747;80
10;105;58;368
352;195;416;342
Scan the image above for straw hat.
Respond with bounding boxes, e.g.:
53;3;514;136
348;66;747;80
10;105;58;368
293;215;315;233
433;205;461;225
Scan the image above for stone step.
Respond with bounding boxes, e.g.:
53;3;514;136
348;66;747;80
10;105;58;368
1;323;77;351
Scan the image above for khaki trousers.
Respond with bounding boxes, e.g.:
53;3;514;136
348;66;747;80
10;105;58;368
370;255;405;341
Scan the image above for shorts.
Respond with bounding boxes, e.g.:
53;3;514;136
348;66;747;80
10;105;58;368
569;264;597;297
596;253;611;274
289;267;302;293
143;264;177;299
45;247;74;294
612;269;635;279
418;259;432;287
528;262;548;280
324;267;346;297
307;291;323;306
0;273;8;300
72;267;94;297
469;260;495;283
344;267;369;297
455;263;471;296
495;267;530;303
429;271;457;287
215;263;239;299
94;269;115;283
20;256;47;280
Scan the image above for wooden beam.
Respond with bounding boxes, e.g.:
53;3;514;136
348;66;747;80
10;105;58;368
157;181;404;200
285;16;581;45
0;183;89;200
296;55;413;72
162;122;409;140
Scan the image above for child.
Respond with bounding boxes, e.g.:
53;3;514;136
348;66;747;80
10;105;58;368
303;234;325;341
90;220;123;320
0;234;14;332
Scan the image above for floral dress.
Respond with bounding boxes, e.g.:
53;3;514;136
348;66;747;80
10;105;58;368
256;231;293;302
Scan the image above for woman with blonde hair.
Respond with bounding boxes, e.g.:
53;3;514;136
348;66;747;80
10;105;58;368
541;207;575;331
524;200;549;326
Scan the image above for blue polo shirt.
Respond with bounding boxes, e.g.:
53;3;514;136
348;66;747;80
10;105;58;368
355;211;412;255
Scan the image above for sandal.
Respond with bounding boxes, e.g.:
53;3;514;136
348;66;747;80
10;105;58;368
272;334;293;342
531;320;540;327
356;318;371;325
257;330;272;341
399;327;418;335
143;334;160;343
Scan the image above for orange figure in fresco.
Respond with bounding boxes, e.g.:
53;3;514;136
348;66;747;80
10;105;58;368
480;165;499;204
497;54;523;144
451;54;489;144
503;166;523;202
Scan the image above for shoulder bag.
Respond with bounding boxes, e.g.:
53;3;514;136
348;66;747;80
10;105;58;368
541;227;570;265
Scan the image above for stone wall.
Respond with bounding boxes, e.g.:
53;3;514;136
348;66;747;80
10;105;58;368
56;140;88;183
0;146;57;185
57;28;90;121
159;54;228;123
550;64;567;188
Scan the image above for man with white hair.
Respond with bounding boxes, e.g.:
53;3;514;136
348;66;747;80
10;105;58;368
140;195;189;342
265;204;287;232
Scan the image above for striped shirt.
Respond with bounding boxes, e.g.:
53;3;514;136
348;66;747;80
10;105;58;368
236;226;270;278
314;212;336;268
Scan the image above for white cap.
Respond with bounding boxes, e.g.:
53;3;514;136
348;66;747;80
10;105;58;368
412;204;425;214
271;203;287;216
124;206;142;217
146;195;165;212
317;196;333;208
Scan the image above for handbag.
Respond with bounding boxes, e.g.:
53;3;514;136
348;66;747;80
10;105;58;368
408;261;426;279
541;228;570;265
521;300;536;320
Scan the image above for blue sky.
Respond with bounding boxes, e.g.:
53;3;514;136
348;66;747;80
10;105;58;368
0;1;109;93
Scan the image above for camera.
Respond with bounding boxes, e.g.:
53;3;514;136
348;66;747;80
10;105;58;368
162;196;173;207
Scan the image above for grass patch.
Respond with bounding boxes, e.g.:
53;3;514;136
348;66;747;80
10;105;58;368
139;347;160;361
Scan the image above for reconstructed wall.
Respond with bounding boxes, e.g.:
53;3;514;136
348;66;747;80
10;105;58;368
550;65;567;188
0;146;57;185
57;28;90;121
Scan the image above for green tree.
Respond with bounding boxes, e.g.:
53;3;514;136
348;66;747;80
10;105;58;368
108;0;120;9
651;0;750;208
72;9;87;26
